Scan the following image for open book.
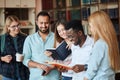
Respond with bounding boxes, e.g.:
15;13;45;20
46;41;71;60
46;61;72;70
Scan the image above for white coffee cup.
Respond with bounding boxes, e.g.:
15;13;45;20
16;53;24;62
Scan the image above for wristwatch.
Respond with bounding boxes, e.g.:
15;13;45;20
84;64;88;71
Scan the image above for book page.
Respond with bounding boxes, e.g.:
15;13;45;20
45;61;72;70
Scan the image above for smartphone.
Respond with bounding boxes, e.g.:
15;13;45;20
42;70;46;76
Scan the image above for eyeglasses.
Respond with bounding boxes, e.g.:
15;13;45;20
9;24;20;29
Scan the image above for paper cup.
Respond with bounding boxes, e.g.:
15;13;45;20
16;53;24;62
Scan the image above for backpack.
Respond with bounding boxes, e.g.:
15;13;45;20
1;34;5;53
0;34;5;74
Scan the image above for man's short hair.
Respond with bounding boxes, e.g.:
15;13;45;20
65;20;84;33
36;11;50;20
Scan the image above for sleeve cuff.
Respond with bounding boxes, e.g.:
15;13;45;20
23;59;30;67
84;64;88;71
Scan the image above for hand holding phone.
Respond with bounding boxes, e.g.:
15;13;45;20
42;70;46;76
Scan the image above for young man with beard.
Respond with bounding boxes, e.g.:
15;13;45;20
64;20;94;80
23;11;60;80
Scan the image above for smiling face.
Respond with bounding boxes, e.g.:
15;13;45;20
36;16;50;33
66;28;82;45
57;24;67;39
8;21;20;36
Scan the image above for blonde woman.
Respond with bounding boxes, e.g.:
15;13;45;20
0;15;29;80
84;11;120;80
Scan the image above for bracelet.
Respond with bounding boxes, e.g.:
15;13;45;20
84;64;88;71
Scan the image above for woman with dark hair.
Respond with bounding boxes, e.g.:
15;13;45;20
45;19;73;80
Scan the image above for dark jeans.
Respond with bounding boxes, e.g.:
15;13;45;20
2;65;21;80
62;76;72;80
2;76;21;80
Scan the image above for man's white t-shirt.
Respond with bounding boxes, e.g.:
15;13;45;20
70;36;94;80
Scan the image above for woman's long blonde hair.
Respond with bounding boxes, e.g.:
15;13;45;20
88;11;120;72
3;15;20;33
3;15;26;35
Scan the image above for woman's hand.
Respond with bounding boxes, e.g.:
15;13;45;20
65;39;73;49
1;55;12;63
63;59;71;65
44;51;52;57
